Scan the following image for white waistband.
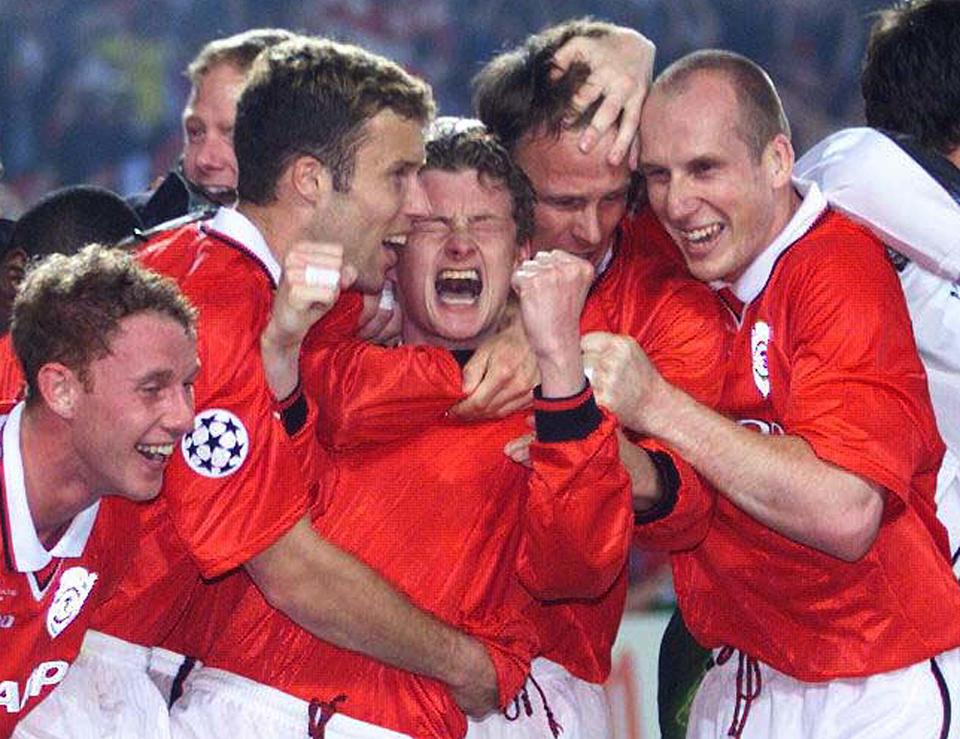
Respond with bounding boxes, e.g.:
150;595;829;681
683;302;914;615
81;630;151;671
188;667;412;738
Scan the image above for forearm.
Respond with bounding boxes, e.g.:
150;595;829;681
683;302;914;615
642;382;884;560
616;430;663;512
260;330;300;401
246;519;496;703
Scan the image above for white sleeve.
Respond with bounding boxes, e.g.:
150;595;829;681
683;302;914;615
795;127;960;281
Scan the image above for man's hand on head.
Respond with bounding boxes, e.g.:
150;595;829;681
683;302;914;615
551;27;655;168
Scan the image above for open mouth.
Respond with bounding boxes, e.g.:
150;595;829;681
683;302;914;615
435;268;482;305
136;443;175;464
383;233;408;250
680;222;724;246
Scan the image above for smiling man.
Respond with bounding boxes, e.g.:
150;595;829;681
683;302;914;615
584;49;960;738
34;37;503;738
1;245;197;736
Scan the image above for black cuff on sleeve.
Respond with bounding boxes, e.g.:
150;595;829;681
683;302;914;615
533;382;602;442
277;387;308;437
634;450;681;525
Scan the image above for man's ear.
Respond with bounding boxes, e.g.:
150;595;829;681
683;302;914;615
36;363;81;420
288;155;333;206
765;133;795;189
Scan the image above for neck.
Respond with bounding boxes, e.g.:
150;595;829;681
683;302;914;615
19;404;97;547
400;321;487;352
236;200;299;267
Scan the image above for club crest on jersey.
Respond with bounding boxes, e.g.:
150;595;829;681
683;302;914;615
182;408;249;479
751;321;771;398
46;567;97;639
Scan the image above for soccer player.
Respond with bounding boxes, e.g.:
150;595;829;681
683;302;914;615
164;120;631;739
1;244;197;735
472;20;727;732
28;37;499;737
585;49;960;738
795;0;960;573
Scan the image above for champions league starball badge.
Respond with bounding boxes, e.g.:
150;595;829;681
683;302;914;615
182;408;250;478
46;567;98;639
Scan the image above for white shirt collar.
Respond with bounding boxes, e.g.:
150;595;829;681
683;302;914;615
2;402;99;573
724;180;828;305
204;207;282;286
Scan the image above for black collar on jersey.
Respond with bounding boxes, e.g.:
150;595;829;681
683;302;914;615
883;130;960;206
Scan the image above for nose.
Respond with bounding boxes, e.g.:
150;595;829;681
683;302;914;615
195;136;231;174
664;176;698;222
167;384;196;438
444;230;478;260
572;203;603;245
403;174;430;220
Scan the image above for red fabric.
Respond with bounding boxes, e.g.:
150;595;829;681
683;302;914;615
200;340;626;737
0;334;23;402
524;207;726;684
0;403;140;731
672;210;960;680
93;222;312;649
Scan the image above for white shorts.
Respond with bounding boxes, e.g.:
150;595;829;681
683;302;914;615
687;645;960;739
935;448;960;578
12;630;171;739
169;666;412;739
466;658;612;739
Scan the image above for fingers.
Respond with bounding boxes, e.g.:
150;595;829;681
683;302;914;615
283;241;346;308
503;433;534;468
357;282;400;344
608;93;644;167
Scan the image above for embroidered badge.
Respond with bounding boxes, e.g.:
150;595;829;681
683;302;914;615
46;567;97;639
181;408;250;479
751;321;771;398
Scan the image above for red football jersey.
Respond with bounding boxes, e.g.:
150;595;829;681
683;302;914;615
199;340;627;737
524;207;726;684
0;403;139;732
93;208;314;648
670;189;960;679
0;335;23;403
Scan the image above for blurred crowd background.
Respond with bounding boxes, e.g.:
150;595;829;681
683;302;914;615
0;0;891;608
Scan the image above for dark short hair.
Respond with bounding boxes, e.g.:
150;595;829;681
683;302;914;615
12;244;197;401
235;36;435;205
423;118;535;244
9;186;142;259
862;0;960;154
654;49;790;160
473;18;620;153
186;28;297;84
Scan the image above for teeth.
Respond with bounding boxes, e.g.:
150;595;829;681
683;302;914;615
383;234;407;248
438;269;479;280
136;443;174;461
435;268;482;301
681;223;723;243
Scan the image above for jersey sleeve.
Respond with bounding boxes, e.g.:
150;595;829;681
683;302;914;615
630;435;716;551
779;229;945;507
162;284;312;579
517;386;634;600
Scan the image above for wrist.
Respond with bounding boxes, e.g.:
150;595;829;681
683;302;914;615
534;342;584;399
